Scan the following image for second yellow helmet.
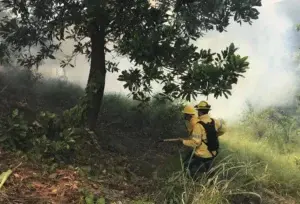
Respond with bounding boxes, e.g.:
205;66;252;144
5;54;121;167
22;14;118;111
182;105;197;115
195;101;211;110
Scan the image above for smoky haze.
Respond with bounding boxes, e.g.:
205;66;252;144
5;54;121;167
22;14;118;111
38;0;300;122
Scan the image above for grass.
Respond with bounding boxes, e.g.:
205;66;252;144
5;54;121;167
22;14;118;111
169;126;300;203
0;67;300;203
160;126;300;203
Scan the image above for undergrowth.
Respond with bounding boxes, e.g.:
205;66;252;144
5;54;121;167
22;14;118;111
161;102;300;204
0;67;299;203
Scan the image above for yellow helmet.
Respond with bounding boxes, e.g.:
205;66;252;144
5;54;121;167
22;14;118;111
195;101;211;110
182;105;197;115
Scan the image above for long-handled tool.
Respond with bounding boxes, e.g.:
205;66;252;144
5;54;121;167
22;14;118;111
157;138;182;143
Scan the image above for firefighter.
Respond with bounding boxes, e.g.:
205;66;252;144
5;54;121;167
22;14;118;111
181;101;226;177
182;105;198;134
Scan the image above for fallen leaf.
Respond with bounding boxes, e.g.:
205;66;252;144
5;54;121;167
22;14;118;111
92;183;98;189
0;169;12;189
70;183;78;190
62;176;72;180
13;173;20;178
31;182;45;189
49;173;57;179
51;188;58;194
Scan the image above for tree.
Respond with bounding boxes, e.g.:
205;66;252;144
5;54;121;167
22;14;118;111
0;0;261;129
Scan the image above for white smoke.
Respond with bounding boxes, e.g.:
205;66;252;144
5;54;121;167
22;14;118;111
38;0;300;121
197;0;299;121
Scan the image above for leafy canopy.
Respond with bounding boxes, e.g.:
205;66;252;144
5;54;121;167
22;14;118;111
0;0;261;101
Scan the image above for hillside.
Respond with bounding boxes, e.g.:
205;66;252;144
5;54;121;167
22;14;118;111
0;67;299;204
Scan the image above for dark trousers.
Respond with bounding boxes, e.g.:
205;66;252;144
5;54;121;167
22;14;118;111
183;151;214;178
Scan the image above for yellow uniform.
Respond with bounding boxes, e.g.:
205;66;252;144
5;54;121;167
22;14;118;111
185;115;199;134
182;114;226;158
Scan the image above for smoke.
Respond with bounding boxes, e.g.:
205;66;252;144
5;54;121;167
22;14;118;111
38;0;300;121
197;0;300;121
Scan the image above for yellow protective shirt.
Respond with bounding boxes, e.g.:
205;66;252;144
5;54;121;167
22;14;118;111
185;115;199;134
182;114;226;158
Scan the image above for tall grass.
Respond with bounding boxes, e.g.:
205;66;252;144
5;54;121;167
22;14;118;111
1;68;300;203
159;104;300;203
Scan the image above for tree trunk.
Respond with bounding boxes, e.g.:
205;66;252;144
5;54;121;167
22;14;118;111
86;24;106;130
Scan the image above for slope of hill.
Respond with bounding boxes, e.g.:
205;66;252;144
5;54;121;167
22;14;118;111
0;68;299;204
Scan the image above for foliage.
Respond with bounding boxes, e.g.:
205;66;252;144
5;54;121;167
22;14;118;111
296;24;300;31
80;189;106;204
62;96;89;128
1;71;300;203
0;66;83;113
155;99;300;203
0;108;80;162
241;103;300;152
160;124;300;203
35;78;84;111
0;0;261;103
161;156;262;204
0;169;12;190
220;128;300;199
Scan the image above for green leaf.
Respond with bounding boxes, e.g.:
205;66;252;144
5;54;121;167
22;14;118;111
0;169;12;189
84;193;95;204
96;197;105;204
0;135;8;142
49;55;55;59
12;109;19;118
19;131;27;137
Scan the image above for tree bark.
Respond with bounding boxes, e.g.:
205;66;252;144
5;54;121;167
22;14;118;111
86;24;106;130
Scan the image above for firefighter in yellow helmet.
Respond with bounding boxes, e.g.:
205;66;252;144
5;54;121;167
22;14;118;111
180;101;226;177
182;105;198;134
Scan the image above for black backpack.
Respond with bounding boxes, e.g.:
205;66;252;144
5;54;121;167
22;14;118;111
198;119;219;156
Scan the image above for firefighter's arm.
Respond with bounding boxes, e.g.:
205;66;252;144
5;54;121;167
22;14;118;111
182;124;203;148
215;118;226;137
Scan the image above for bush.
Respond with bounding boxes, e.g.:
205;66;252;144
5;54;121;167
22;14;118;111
98;94;186;140
34;78;84;111
0;66;83;115
0;108;80;163
241;103;300;152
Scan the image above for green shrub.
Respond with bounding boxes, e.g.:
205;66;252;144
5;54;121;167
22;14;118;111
0;108;80;163
241;104;300;152
98;94;186;140
35;78;84;111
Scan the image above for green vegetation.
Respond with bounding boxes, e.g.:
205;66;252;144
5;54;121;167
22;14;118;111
0;0;261;128
0;68;299;203
0;1;298;203
161;102;300;204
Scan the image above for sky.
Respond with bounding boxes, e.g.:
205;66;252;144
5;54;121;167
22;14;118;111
38;0;300;122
